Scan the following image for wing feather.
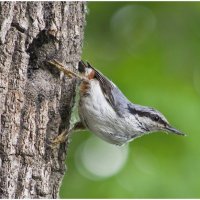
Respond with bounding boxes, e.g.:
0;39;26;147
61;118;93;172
85;61;129;116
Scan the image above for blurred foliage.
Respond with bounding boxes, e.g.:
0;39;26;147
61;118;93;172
60;2;200;198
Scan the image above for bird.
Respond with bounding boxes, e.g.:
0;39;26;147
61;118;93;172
48;59;185;147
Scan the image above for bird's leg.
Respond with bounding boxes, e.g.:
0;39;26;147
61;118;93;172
73;121;86;130
50;121;86;149
48;59;83;79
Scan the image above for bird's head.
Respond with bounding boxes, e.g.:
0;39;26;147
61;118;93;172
128;104;185;136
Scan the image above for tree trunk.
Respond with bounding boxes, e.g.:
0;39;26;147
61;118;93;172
0;2;86;198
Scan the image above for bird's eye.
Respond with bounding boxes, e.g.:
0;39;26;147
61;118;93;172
154;115;159;121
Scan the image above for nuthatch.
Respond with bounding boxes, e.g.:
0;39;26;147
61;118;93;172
48;60;185;146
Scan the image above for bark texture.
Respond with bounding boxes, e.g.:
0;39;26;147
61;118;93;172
0;2;86;198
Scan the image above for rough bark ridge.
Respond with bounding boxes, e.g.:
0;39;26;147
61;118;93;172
0;2;86;198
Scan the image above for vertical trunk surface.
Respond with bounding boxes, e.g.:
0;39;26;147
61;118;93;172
0;2;86;198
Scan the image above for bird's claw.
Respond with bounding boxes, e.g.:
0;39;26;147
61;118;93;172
48;130;68;149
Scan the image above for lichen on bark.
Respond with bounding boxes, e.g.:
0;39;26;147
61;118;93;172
0;2;86;198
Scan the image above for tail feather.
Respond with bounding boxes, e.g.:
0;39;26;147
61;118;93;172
78;60;87;73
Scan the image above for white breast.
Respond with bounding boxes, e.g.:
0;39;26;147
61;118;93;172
79;80;140;145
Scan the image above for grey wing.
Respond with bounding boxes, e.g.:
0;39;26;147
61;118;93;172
86;62;129;117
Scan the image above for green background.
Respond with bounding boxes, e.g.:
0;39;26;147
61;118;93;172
60;2;200;198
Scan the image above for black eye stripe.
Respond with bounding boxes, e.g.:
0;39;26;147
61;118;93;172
128;106;153;119
128;105;166;125
151;115;167;125
154;116;159;121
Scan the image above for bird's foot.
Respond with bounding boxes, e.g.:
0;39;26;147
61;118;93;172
49;130;68;149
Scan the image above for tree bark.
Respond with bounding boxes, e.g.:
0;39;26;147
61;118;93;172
0;2;86;198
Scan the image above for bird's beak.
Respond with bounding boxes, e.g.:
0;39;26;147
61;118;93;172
165;125;186;136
